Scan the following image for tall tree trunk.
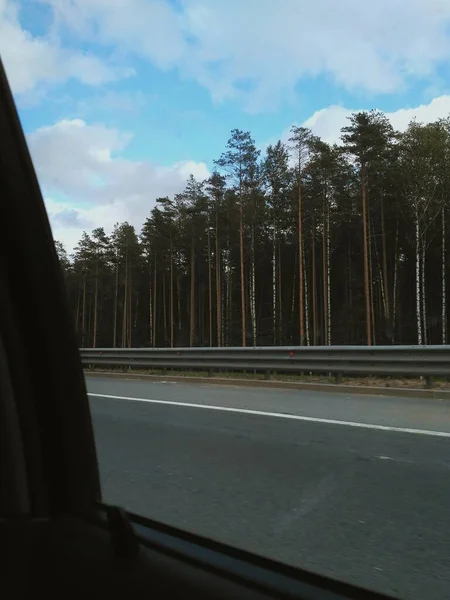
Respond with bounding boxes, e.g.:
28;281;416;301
81;271;86;347
312;212;317;345
322;192;328;345
75;285;81;334
326;198;331;346
177;272;182;333
226;233;231;347
368;210;376;345
361;168;372;345
291;252;296;342
298;176;304;345
215;211;221;347
303;246;310;345
87;295;91;348
250;225;257;346
272;219;277;345
377;254;387;321
278;242;283;345
415;208;423;345
93;259;98;347
421;234;427;345
221;279;225;348
346;240;352;343
442;204;447;344
153;253;157;348
207;220;213;347
162;270;167;346
121;247;128;348
239;193;246;347
134;295;139;328
380;191;390;323
225;262;230;347
170;239;174;348
392;219;399;337
128;269;132;348
113;253;118;348
190;238;195;347
148;261;153;347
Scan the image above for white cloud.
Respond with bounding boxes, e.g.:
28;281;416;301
0;0;131;97
33;0;450;111
300;95;450;145
27;118;209;252
31;94;450;253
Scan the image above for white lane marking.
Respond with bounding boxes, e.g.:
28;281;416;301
87;392;450;438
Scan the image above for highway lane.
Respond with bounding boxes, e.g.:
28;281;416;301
87;376;450;600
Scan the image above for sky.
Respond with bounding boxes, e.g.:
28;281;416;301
3;0;450;252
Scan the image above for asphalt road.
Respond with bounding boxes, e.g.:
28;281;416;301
86;376;450;600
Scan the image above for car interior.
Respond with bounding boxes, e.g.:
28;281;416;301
0;55;397;600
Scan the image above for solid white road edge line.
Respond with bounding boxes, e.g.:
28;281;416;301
88;392;450;438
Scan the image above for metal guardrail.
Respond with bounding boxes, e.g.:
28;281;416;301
80;345;450;382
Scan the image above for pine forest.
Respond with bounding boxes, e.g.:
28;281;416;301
55;111;450;348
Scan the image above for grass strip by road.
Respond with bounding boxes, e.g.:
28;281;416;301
84;368;450;400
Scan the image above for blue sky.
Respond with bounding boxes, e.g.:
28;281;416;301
2;0;450;251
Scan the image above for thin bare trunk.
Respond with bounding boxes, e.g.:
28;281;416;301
75;286;81;334
250;226;256;346
207;221;213;347
368;210;376;345
348;240;353;343
128;269;132;348
170;240;174;348
226;232;231;347
177;273;182;332
239;194;246;347
326;199;331;346
86;295;91;348
190;239;195;347
134;295;139;328
121;247;128;348
162;270;167;346
278;242;283;345
113;254;118;348
322;192;328;345
93;260;98;347
291;253;296;343
377;259;387;321
442;204;447;344
381;191;390;323
393;220;399;335
312;213;317;345
361;170;372;345
221;276;225;347
421;235;427;345
153;254;157;348
415;208;423;345
272;220;277;345
81;272;86;347
303;246;310;345
215;211;221;347
148;261;153;346
298;177;304;345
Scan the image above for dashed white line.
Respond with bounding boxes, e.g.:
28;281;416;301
87;392;450;438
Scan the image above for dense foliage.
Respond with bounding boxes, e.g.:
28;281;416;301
55;111;450;347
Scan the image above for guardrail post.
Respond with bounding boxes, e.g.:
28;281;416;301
334;373;342;384
425;375;433;389
265;370;270;380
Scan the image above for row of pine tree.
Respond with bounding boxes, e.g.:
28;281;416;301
55;111;450;348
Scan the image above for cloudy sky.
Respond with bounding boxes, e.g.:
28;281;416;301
3;0;450;252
